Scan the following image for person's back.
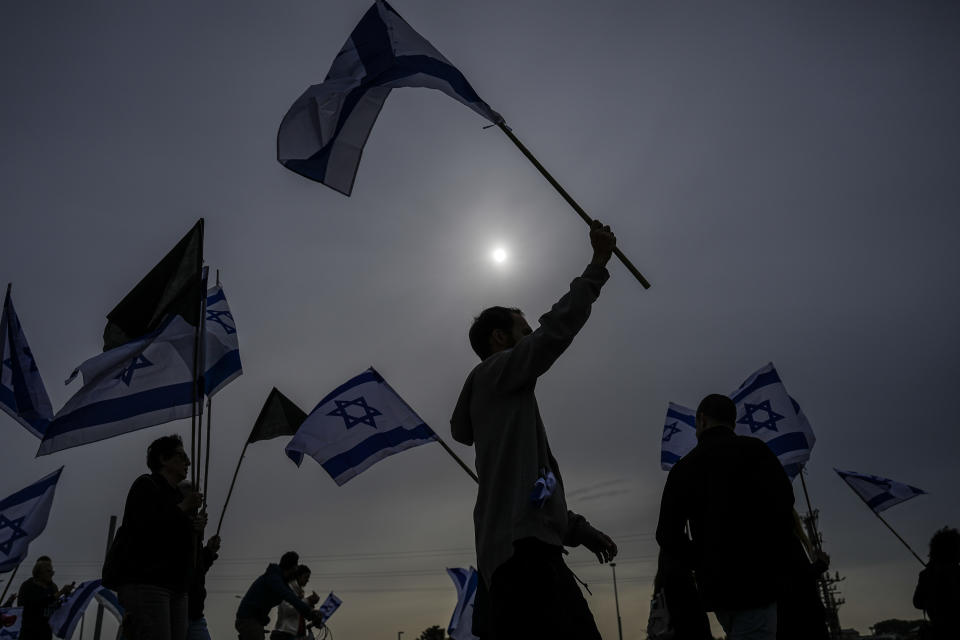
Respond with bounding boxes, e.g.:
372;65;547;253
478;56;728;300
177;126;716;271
17;577;57;640
914;527;960;639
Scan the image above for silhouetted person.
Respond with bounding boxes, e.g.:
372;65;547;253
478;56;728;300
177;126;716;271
17;556;74;640
913;526;960;639
648;550;711;640
656;394;794;640
271;565;320;640
235;552;322;640
451;221;619;640
186;530;219;640
777;511;830;640
115;435;203;640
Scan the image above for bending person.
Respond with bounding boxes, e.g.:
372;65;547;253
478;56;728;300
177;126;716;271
236;552;322;640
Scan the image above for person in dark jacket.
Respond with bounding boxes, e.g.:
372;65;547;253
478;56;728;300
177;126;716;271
649;550;712;640
913;526;960;639
656;394;795;640
17;557;74;640
117;435;203;640
235;552;321;640
186;533;219;640
776;511;830;640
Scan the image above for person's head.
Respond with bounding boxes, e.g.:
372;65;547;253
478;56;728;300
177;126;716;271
296;564;311;587
468;306;530;360
928;526;960;565
279;551;300;581
32;557;54;583
147;434;189;483
695;394;737;439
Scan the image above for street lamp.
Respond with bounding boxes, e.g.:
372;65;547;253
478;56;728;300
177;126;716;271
611;562;623;640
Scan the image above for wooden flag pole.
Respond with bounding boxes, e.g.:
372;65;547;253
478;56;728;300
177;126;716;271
0;562;21;603
495;121;651;289
434;436;479;484
216;441;249;536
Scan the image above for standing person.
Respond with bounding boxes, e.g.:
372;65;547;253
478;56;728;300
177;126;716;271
115;435;203;640
17;556;74;640
235;552;322;640
913;526;960;639
271;565;320;640
656;394;795;640
450;221;620;640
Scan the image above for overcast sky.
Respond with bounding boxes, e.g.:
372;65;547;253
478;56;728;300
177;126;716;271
1;1;958;638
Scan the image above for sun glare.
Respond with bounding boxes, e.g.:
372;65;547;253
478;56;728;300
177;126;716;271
491;247;508;264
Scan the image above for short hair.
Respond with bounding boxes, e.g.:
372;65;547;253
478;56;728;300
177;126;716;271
296;564;311;578
929;526;960;565
279;551;300;572
468;306;522;360
147;435;184;472
696;394;737;428
32;557;52;579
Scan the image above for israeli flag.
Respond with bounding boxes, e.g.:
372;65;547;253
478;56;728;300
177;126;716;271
277;0;501;196
0;288;53;438
0;607;22;639
661;363;814;475
446;567;479;640
93;587;123;623
835;469;926;513
203;284;242;397
48;579;103;639
38;315;197;456
730;363;815;469
286;368;437;485
0;468;63;573
660;403;698;471
317;592;342;623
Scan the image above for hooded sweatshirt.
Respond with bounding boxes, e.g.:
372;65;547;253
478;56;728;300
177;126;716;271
451;263;608;586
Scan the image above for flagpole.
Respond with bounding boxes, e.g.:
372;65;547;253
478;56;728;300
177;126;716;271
92;515;117;640
495;121;651;289
190;219;205;488
842;482;926;566
0;562;20;603
203;396;212;504
434;436;478;484
216;441;249;536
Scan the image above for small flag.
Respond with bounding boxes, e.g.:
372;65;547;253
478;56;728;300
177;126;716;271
446;567;479;640
48;579;103;639
38;316;197;456
0;288;53;438
203;284;242;397
248;388;308;444
93;587;123;623
317;592;342;623
0;467;63;573
835;469;927;513
103;220;203;351
285;368;437;485
277;0;501;196
0;607;22;638
660;403;698;471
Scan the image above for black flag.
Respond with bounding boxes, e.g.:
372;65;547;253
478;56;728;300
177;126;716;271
103;220;204;351
248;387;307;444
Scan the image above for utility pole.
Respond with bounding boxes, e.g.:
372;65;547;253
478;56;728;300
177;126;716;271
799;472;845;640
610;562;623;640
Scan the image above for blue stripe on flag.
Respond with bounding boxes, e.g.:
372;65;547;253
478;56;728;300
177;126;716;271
764;432;809;457
314;369;383;409
55;580;101;637
206;288;226;306
661;451;683;465
665;407;695;428
44;382;194;436
322;423;436;479
205;351;241;395
730;366;782;404
0;469;62;510
866;492;895;510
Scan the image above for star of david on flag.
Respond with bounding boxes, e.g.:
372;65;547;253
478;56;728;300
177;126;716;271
835;469;927;514
660;363;815;476
0;467;63;573
0;607;22;639
446;567;479;640
203;284;242;397
0;287;54;438
277;0;501;196
38;316;198;456
286;367;438;485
